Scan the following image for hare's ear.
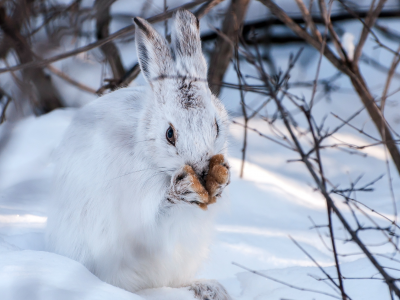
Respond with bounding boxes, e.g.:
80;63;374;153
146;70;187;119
172;10;207;79
134;17;173;84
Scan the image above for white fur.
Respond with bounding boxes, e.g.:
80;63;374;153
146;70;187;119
46;10;229;295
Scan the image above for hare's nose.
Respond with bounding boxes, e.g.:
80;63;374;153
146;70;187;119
187;162;208;183
187;152;212;177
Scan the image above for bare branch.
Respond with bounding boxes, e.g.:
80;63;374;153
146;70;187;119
195;0;225;18
232;120;294;150
258;0;400;176
294;0;322;42
0;0;210;75
208;0;251;96
317;0;347;61
289;236;351;300
46;65;97;94
353;0;387;64
0;87;12;124
241;34;400;296
381;44;400;113
95;0;125;81
0;4;63;114
232;262;342;299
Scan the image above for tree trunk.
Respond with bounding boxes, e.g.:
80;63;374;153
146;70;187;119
207;0;250;96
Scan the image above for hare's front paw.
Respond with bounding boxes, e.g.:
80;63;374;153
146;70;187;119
167;165;209;209
187;280;232;300
205;154;230;204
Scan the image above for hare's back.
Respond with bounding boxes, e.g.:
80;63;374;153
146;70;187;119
62;86;145;149
74;86;145;133
53;86;146;187
47;86;147;252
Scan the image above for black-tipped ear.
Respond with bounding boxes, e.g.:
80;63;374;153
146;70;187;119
134;17;173;84
171;10;207;78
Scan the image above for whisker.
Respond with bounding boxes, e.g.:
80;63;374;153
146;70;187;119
133;139;156;144
141;171;170;189
108;168;168;182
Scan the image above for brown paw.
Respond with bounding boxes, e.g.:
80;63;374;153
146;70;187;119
205;154;230;204
168;156;230;210
183;165;209;208
168;165;209;210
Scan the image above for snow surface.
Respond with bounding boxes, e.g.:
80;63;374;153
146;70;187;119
1;107;399;300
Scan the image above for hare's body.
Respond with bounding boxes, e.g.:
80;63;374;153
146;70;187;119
47;87;219;291
46;10;230;298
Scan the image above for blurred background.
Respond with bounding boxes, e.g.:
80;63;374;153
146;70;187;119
1;0;400;299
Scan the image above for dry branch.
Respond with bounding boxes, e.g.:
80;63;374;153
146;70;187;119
95;0;125;82
232;262;342;299
0;4;63;114
318;0;347;61
199;9;400;43
0;87;12;124
353;0;387;64
208;0;250;96
46;65;97;94
289;236;351;300
294;0;322;42
258;0;400;176
239;14;400;295
381;44;400;113
0;0;210;75
195;0;225;18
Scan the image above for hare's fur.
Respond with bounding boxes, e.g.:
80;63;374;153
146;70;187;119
46;10;230;295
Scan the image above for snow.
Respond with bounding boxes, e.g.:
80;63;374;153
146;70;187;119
235;259;389;300
0;250;142;300
1;107;399;299
342;32;355;61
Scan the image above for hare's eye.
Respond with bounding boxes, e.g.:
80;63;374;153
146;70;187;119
166;126;175;146
215;119;219;138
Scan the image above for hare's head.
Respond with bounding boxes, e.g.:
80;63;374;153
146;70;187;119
134;10;228;178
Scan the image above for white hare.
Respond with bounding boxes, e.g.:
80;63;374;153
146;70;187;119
46;9;231;300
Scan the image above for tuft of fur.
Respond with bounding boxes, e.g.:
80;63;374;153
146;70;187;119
46;9;231;299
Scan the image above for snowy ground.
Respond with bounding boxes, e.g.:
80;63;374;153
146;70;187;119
0;106;399;300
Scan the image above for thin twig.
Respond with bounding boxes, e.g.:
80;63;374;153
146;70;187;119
353;0;387;64
232;120;294;150
318;0;347;61
0;88;12;124
289;235;351;300
194;0;225;18
232;262;342;299
95;0;125;82
381;44;400;113
294;0;322;42
309;0;331;108
46;64;97;94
